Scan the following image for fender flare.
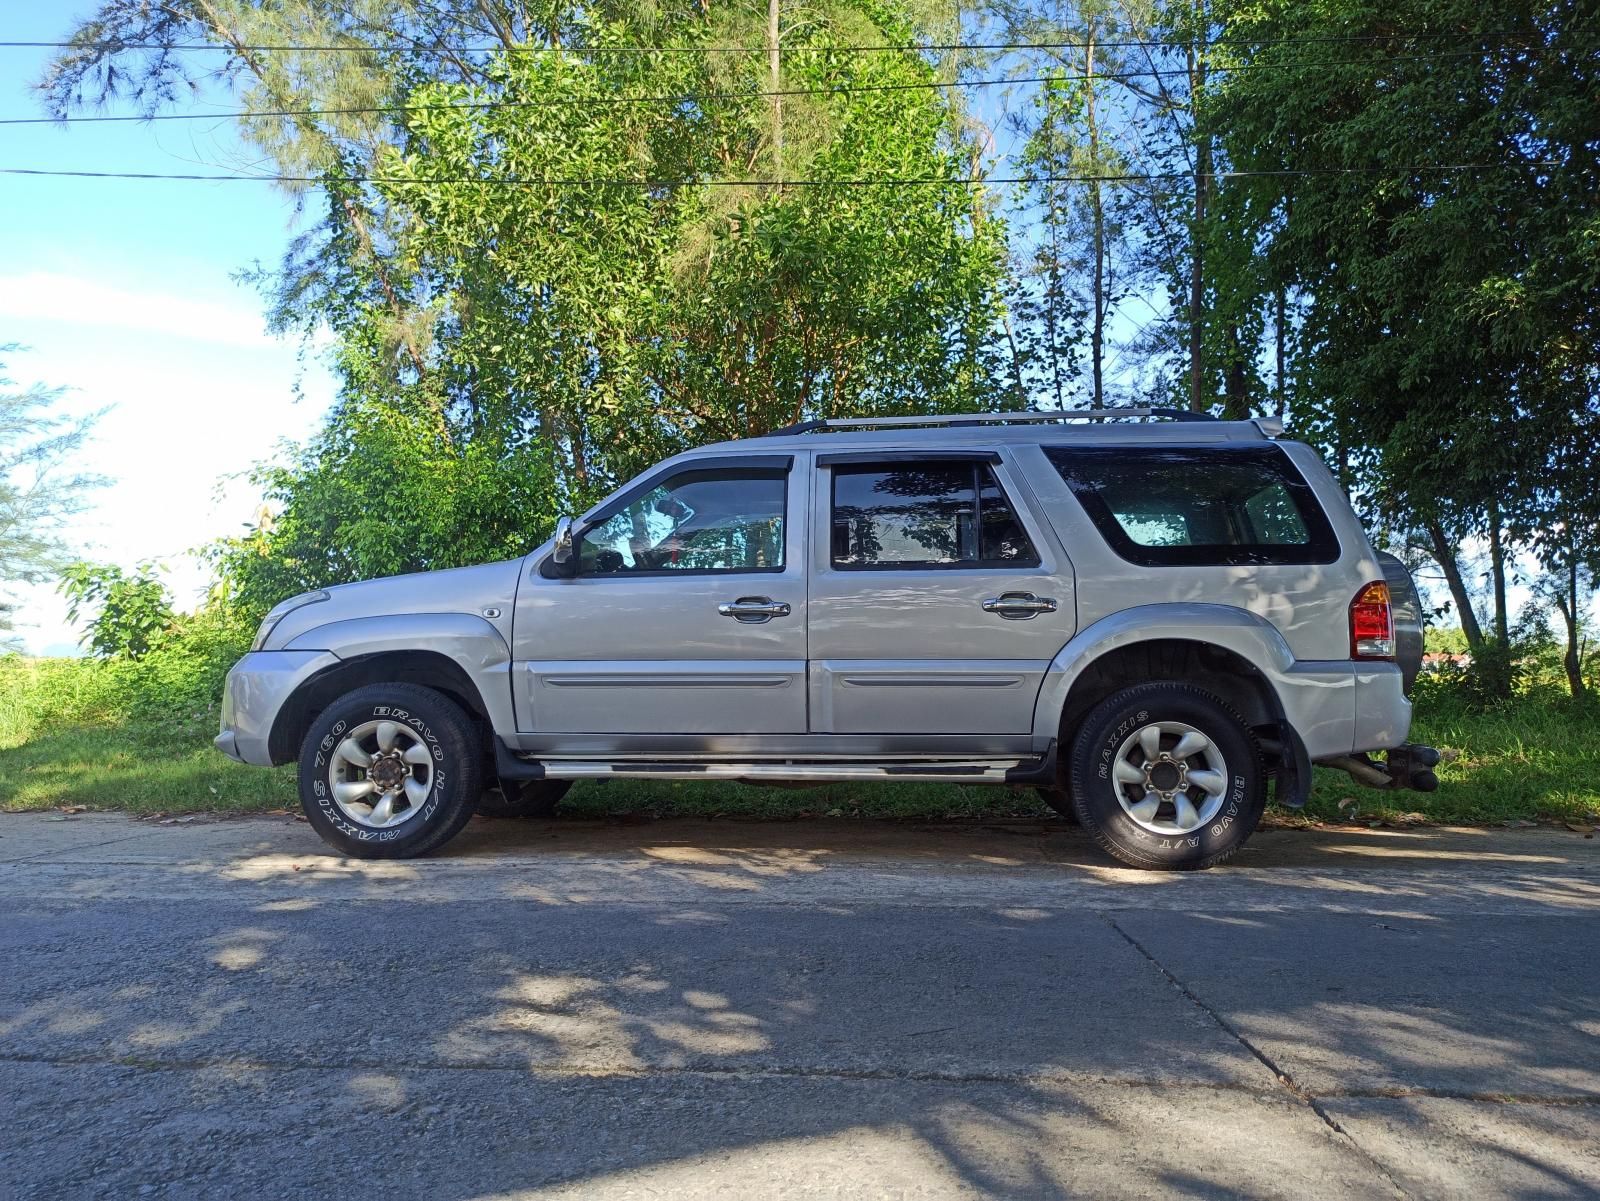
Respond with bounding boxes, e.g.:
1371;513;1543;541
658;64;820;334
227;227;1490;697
282;612;517;739
1031;603;1298;748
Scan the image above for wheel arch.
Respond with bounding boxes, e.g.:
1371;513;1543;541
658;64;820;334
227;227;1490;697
1053;638;1287;747
268;646;501;766
1035;605;1300;759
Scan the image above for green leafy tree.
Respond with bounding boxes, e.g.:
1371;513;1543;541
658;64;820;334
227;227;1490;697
52;2;1011;606
214;386;557;615
1199;0;1599;694
373;6;1011;506
58;561;175;660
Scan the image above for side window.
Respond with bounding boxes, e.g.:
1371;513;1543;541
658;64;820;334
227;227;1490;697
830;460;1039;569
579;467;786;575
1243;481;1311;544
1044;444;1339;566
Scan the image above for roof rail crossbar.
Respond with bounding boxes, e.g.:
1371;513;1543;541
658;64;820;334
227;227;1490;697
761;407;1219;436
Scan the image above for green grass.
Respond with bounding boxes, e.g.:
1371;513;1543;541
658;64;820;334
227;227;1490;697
1298;700;1600;826
3;655;1598;825
0;710;299;815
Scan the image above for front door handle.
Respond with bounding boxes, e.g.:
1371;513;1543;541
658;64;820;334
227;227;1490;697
718;596;793;623
981;592;1057;620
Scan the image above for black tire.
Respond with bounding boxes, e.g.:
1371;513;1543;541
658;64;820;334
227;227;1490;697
477;779;573;818
1068;682;1264;871
298;683;483;860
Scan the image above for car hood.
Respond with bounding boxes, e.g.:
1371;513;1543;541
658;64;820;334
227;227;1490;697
265;558;525;650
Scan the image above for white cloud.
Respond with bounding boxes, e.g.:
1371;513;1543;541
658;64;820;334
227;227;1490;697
1;276;338;655
0;270;277;350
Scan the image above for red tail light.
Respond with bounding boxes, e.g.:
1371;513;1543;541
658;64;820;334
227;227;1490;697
1350;581;1395;659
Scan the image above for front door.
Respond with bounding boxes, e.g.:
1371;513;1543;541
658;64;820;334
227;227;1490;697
513;453;807;737
806;450;1075;736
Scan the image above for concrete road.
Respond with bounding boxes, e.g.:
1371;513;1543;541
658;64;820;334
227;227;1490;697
2;812;1598;1200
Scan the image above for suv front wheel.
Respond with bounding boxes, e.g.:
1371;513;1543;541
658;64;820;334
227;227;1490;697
298;683;482;859
1068;682;1264;871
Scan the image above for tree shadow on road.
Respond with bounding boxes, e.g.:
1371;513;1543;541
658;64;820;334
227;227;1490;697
3;822;1600;1198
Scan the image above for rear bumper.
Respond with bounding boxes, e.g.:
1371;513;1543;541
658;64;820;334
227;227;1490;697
1352;662;1412;753
216;650;341;767
1272;660;1409;759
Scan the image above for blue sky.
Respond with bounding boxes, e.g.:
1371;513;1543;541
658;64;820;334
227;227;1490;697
1;5;338;653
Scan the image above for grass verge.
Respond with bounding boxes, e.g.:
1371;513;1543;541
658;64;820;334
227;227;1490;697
3;693;1598;826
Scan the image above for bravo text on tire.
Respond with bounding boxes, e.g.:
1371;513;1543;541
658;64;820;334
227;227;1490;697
297;683;483;860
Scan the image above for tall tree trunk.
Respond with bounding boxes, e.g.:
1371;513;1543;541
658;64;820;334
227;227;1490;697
1086;26;1105;408
1555;557;1586;698
768;0;782;191
1048;85;1066;411
1274;284;1287;417
1223;325;1249;418
1187;38;1209;412
1425;520;1484;649
1486;498;1510;643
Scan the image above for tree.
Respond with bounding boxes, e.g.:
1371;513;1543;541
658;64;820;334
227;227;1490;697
1200;0;1599;694
58;561;175;660
0;349;102;643
51;1;1010;597
213;387;556;616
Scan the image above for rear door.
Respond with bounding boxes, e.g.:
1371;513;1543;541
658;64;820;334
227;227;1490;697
806;449;1075;736
514;453;808;736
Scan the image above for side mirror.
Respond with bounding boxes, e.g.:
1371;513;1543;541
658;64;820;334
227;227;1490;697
552;516;575;564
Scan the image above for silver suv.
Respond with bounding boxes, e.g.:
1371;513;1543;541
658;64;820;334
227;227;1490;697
216;409;1435;869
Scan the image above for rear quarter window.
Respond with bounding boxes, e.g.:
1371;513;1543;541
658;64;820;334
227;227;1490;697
1044;444;1340;566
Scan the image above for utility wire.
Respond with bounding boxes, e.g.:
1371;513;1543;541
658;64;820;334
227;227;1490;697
0;49;1568;128
5;30;1592;56
6;72;1045;125
0;164;1564;187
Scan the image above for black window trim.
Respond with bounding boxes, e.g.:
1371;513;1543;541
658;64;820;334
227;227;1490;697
540;454;794;579
1045;443;1342;567
816;449;1001;467
827;454;1043;572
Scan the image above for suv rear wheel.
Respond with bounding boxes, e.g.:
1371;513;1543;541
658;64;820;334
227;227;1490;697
1068;682;1264;871
298;683;482;859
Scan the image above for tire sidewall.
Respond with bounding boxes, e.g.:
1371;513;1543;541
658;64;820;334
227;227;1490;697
299;689;474;857
1071;686;1263;868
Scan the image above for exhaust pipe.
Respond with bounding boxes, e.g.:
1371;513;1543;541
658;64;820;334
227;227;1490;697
1320;744;1441;792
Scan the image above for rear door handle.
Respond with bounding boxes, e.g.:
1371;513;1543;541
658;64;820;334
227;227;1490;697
718;596;792;623
981;592;1057;620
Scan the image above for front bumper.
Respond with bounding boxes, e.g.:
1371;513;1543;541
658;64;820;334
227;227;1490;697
216;650;341;766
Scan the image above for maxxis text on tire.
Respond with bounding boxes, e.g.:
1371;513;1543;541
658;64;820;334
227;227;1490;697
1068;681;1264;871
297;683;482;860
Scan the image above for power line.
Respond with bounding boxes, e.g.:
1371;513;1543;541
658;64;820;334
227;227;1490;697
0;164;1564;188
0;48;1564;128
5;72;1046;126
5;29;1591;56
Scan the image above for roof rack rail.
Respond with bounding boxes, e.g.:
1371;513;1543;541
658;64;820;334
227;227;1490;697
763;407;1220;436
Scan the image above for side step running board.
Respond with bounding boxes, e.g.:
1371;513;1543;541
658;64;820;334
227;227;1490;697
537;759;1035;784
493;739;1059;787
